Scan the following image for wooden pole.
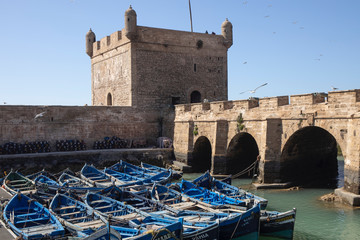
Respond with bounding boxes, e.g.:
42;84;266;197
188;0;193;32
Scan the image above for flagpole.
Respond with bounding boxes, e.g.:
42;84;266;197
188;0;193;32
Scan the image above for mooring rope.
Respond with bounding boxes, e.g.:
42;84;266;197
231;158;259;179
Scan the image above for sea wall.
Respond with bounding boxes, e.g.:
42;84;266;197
0;148;173;175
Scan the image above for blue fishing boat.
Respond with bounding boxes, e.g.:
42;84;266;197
103;168;144;186
58;172;94;188
140;162;182;179
260;208;296;239
150;184;261;240
193;171;296;239
175;179;247;207
193;171;268;208
3;171;36;195
26;169;56;181
34;174;60;190
104;168;173;188
108;161;153;179
3;192;65;240
49;193;108;238
80;164;113;187
85;192;218;240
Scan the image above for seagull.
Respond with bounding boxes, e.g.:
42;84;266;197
34;111;46;119
331;86;338;91
240;83;268;94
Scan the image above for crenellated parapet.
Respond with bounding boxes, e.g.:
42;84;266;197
175;89;360;122
91;30;126;58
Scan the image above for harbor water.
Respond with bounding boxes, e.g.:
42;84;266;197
182;157;360;240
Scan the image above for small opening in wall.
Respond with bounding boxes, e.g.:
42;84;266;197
107;93;112;106
194;64;197;72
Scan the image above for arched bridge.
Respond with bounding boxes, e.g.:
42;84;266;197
173;89;360;201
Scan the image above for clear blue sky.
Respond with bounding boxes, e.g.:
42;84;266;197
1;0;359;105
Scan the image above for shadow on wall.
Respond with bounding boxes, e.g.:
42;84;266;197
280;126;338;188
191;136;212;172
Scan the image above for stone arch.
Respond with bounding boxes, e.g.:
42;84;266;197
190;91;201;103
191;136;212;172
226;132;259;176
280;126;339;188
107;93;112;106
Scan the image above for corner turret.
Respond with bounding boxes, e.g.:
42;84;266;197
86;28;96;57
125;5;137;40
221;18;233;48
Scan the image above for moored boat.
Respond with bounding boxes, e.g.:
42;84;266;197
85;192;219;240
3;192;65;239
260;208;296;239
193;170;268;209
3;171;36;195
80;164;113;187
49;193;108;238
192;171;296;239
175;179;247;207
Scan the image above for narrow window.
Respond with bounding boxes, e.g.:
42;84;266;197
194;64;197;72
107;93;112;106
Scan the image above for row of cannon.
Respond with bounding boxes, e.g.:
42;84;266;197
0;136;147;155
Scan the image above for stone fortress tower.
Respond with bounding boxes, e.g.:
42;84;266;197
86;6;233;109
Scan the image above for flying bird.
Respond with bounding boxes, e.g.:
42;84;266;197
240;83;268;94
331;86;338;91
34;111;46;119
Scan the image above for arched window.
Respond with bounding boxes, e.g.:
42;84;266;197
190;91;201;103
107;93;112;106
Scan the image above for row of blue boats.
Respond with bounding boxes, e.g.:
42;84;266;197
0;160;296;239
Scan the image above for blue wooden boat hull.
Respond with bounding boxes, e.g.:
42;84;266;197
218;204;261;240
183;221;219;240
193;171;268;209
111;221;182;240
3;193;65;240
80;164;113;187
260;209;296;239
176;179;246;207
49;193;107;237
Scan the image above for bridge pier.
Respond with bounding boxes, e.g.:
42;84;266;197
335;116;360;205
258;118;283;183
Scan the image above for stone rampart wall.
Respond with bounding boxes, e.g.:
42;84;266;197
0;105;161;148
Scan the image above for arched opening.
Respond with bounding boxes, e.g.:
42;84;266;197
280;126;338;188
192;136;212;172
107;93;112;106
190;91;201;103
226;133;259;177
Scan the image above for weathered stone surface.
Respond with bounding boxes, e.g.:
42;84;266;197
0;148;173;175
173;90;360;194
0;105;161;147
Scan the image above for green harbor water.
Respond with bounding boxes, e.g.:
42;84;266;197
181;157;360;240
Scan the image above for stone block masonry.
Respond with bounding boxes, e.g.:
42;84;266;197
173;89;360;203
0;105;161;148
